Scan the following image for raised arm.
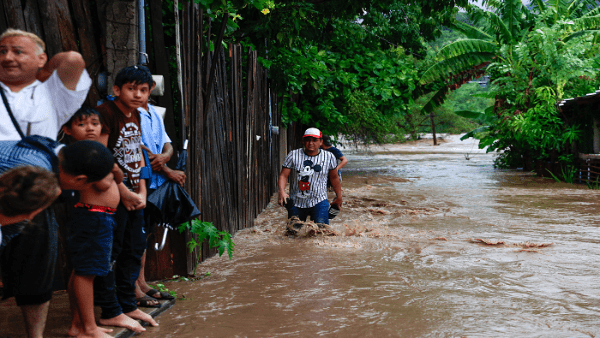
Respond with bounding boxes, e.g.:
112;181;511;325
36;51;85;90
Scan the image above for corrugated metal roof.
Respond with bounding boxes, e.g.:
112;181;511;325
558;89;600;112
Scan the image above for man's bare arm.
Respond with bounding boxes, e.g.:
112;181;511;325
329;169;343;208
148;142;174;171
278;167;291;206
37;51;85;90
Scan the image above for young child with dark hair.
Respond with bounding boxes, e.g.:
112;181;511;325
62;105;105;145
93;65;158;331
60;140;122;338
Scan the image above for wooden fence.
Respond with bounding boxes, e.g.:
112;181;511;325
170;2;283;275
2;0;287;283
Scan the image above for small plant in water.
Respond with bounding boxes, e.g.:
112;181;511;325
546;164;578;184
178;218;234;275
151;283;177;298
587;176;600;190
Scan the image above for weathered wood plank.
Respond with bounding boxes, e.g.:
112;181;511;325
22;0;44;38
148;0;177;147
37;0;78;56
70;0;102;105
4;0;25;30
0;1;9;33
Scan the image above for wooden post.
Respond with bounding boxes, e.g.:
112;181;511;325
593;117;600;153
430;112;438;146
104;0;138;91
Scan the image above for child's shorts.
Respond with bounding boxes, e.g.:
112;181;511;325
66;203;117;277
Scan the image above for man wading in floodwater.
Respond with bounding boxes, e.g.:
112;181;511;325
278;127;342;225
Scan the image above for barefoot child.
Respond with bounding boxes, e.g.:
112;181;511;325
93;65;158;331
60;140;122;338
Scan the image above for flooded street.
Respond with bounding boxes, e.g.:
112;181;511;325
145;135;600;338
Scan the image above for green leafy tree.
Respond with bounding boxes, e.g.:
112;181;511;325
421;0;600;169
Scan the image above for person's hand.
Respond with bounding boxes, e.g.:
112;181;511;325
167;169;186;187
278;192;289;207
36;68;53;82
149;153;170;171
121;190;145;211
331;196;343;209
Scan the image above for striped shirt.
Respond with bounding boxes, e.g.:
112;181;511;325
0;139;59;173
282;148;337;208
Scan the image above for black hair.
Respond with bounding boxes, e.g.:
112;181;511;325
60;140;114;183
65;105;102;128
322;135;332;147
114;65;153;89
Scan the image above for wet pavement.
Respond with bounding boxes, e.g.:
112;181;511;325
0;289;174;337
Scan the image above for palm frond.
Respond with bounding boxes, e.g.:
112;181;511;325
532;0;547;13
420;52;495;85
573;14;600;31
421;87;450;116
460;126;491;141
485;11;514;44
449;21;493;40
582;6;600;18
563;29;600;43
437;39;497;60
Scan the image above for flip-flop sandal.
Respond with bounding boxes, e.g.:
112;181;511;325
146;289;175;300
136;295;161;308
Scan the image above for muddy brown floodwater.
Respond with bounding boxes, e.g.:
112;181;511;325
144;135;600;338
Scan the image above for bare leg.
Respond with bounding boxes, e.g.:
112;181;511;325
72;274;113;337
20;302;50;338
135;250;149;298
125;309;158;327
98;314;146;333
67;272;83;336
136;250;154;294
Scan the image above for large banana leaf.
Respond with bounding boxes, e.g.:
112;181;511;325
437;39;497;60
486;11;514;44
572;14;600;31
460;126;491;141
454;110;486;119
420;87;450;116
563;29;600;43
449;21;493;40
419;52;496;85
582;7;600;18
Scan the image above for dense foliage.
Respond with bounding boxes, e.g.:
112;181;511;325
421;0;600;170
159;0;474;142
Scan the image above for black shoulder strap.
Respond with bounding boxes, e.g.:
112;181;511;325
0;85;25;139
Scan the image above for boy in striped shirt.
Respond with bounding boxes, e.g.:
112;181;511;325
278;128;342;224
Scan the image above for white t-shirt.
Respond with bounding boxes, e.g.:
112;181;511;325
282;148;338;208
0;69;92;141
